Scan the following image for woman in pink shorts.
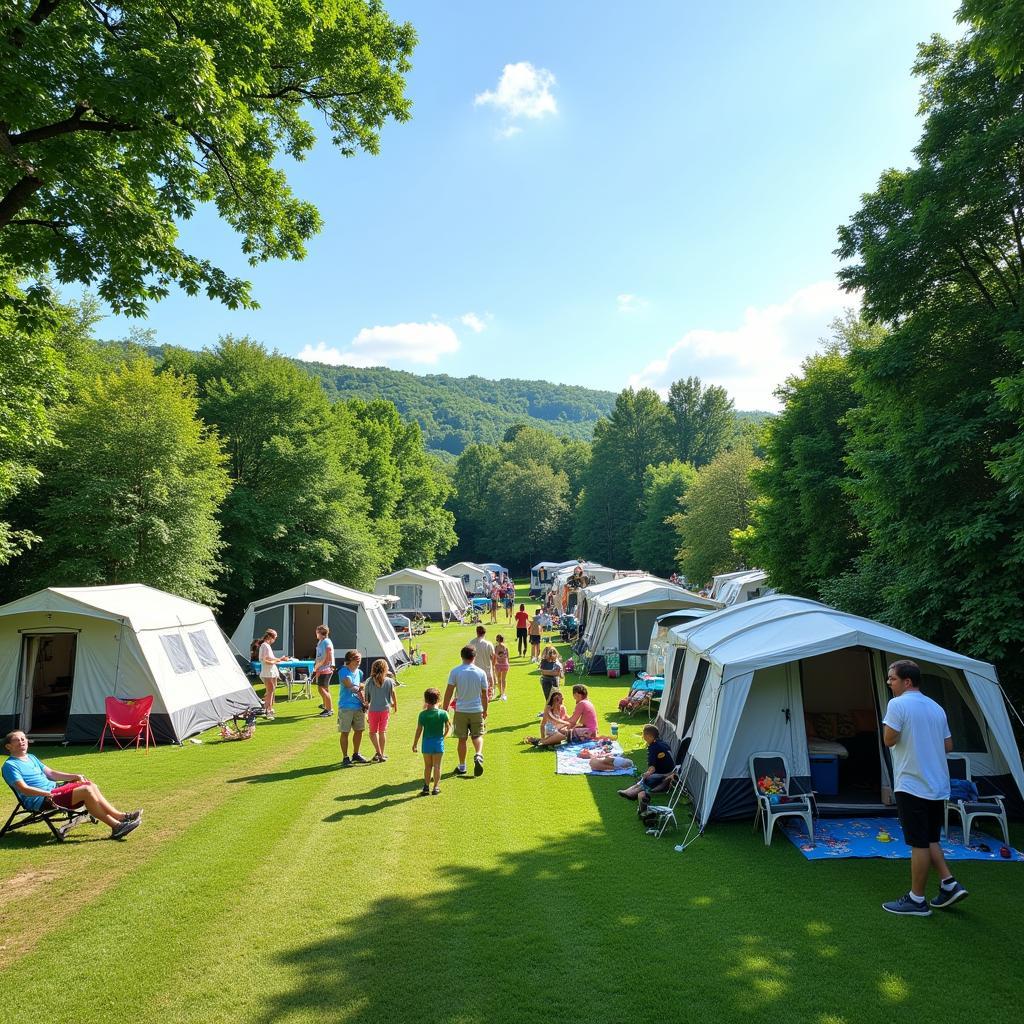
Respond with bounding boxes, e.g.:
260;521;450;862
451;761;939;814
492;633;510;701
365;659;398;762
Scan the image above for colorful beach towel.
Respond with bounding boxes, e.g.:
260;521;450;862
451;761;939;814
555;741;635;776
780;816;1024;862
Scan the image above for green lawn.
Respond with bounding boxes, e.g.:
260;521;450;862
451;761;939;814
2;584;1021;1023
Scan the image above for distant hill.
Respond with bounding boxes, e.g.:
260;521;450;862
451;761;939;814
301;362;620;455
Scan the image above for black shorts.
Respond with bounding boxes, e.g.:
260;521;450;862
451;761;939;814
895;792;944;848
530;634;541;647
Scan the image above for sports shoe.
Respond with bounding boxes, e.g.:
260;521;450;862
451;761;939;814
340;757;352;768
351;753;369;764
419;785;430;796
371;753;383;763
474;754;484;776
110;818;141;840
432;787;441;796
882;893;931;916
380;754;388;762
501;694;507;701
124;809;143;823
930;881;969;909
455;765;468;776
318;709;332;718
617;789;638;801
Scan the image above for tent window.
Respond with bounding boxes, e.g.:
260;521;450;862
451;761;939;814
620;611;637;651
681;658;711;737
635;610;660;649
919;673;986;752
389;585;422;609
160;633;195;674
665;649;687;724
327;603;358;651
188;629;219;667
253;605;286;645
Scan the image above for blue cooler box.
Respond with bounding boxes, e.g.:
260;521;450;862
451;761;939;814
809;754;839;796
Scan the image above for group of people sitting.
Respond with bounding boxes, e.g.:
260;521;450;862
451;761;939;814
526;683;600;747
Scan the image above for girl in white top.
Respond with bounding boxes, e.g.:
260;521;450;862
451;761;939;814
258;629;287;719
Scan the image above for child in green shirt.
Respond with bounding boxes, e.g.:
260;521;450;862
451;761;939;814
413;687;451;796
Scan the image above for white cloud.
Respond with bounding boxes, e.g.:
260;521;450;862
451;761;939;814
296;321;460;369
617;293;648;314
475;62;558;135
628;281;859;410
460;312;487;334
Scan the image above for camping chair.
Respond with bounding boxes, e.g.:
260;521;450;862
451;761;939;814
1;786;95;843
99;695;154;752
944;753;1010;847
617;682;653;718
640;765;686;837
749;751;814;847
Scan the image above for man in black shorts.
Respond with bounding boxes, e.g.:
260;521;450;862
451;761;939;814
881;659;966;916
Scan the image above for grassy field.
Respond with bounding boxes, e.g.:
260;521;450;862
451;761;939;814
2;585;1022;1023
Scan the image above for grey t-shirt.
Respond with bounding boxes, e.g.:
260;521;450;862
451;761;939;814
366;677;396;712
447;663;488;712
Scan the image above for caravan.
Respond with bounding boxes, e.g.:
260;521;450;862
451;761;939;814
0;585;259;744
374;568;470;622
656;595;1024;825
443;562;492;596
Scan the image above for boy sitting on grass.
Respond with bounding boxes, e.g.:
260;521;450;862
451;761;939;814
617;725;675;803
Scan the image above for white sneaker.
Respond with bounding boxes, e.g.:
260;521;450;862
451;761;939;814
501;695;507;701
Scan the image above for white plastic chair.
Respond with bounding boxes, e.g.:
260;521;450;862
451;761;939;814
642;764;686;837
749;751;814;847
945;753;1009;846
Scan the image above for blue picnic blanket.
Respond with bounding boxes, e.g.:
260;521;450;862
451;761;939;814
780;816;1024;861
555;741;635;776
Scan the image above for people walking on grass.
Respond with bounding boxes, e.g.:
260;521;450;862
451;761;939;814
366;659;398;762
312;624;335;718
618;725;675;801
538;645;564;702
564;684;598;742
468;624;495;700
3;730;143;839
337;650;369;767
528;608;543;662
413;687;450;796
489;582;499;623
257;628;287;719
881;659;966;916
503;581;514;622
443;645;489;777
492;634;510;701
514;603;530;657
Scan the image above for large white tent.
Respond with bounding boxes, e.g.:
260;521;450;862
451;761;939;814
0;585;259;744
574;574;661;649
374;568;469;622
717;569;772;606
655;595;1024;825
530;560;578;595
443;562;492;595
580;579;721;674
230;579;409;673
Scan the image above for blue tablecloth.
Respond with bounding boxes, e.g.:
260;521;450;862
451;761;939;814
471;597;492;610
633;676;664;693
250;659;316;675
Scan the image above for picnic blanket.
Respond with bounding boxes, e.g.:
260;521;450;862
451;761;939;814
780;816;1024;862
555;740;635;776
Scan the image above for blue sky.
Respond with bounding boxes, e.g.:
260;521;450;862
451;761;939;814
95;0;963;409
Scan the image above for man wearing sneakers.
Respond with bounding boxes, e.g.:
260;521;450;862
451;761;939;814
443;645;489;777
337;650;370;767
467;625;495;699
881;659;967;916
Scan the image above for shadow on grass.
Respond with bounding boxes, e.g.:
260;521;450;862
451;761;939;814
227;763;339;785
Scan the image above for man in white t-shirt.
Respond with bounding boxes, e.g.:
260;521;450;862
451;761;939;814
881;659;966;916
443;646;489;777
467;625;495;698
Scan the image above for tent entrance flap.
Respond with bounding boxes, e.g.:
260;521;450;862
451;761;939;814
291;604;324;660
23;633;77;735
799;648;886;806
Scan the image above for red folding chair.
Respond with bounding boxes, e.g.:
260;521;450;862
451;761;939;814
100;695;155;752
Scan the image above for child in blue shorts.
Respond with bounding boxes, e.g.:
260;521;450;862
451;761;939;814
413;687;450;796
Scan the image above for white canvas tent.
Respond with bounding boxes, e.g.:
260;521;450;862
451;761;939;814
581;579;721;674
231;579;409;673
717;569;772;606
656;595;1024;825
710;570;752;601
443;562;492;595
574;574;661;649
374;568;469;622
551;562;625;614
0;585;259;744
646;609;716;678
478;562;510;578
530;560;578;595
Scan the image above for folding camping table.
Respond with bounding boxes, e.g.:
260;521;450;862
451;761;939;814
251;659;316;701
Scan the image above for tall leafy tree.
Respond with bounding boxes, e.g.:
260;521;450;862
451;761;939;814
666;376;735;468
671;443;761;587
631;460;698;578
573;388;672;566
959;0;1024;77
834;34;1024;662
1;2;415;313
31;360;229;603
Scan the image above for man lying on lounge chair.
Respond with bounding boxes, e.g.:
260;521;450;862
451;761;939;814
3;730;143;840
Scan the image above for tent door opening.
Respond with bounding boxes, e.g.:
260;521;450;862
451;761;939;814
21;633;77;736
800;648;889;812
291;604;324;660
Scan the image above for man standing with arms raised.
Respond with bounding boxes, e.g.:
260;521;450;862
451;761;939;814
881;659;967;916
443;645;489;777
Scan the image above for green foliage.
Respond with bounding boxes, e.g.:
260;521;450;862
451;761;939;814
959;0;1024;77
737;314;881;597
672;443;761;587
166;337;383;622
666;376;735;467
631;460;698;578
0;2;414;314
573;388;673;567
31;360;229;603
834;34;1024;663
